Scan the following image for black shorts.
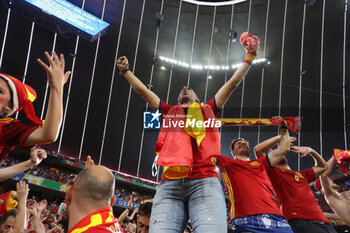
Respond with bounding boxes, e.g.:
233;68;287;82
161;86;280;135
288;219;337;233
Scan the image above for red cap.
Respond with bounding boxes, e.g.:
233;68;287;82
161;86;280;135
0;73;43;126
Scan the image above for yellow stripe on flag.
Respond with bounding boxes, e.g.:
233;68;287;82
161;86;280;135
25;87;36;102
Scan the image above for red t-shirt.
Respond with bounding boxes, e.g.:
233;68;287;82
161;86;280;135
0;118;38;161
266;166;329;223
159;98;219;180
217;155;282;219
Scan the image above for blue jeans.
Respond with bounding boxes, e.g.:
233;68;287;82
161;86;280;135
149;176;227;233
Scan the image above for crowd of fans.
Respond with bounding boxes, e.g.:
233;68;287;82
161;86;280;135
1;157;154;207
114;188;152;205
48;152;84;166
0;184;68;233
27;167;74;186
48;152;158;187
0;170;155;233
0;142;349;233
1;153;349;233
1;158;75;186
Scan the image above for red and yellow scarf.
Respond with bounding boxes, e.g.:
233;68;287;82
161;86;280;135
217;116;301;133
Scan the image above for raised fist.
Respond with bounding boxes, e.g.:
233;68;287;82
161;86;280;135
30;147;47;166
116;56;129;71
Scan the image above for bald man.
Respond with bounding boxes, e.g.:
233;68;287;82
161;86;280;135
65;165;123;233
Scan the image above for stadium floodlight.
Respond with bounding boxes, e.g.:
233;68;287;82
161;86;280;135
5;0;110;42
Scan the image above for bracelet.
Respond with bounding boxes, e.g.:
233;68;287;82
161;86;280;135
243;51;257;65
119;64;130;75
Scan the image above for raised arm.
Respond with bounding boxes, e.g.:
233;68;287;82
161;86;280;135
214;36;259;110
254;117;296;158
118;196;133;223
12;181;29;233
266;122;290;167
291;146;327;177
24;51;71;145
254;136;281;158
321;157;350;225
129;207;138;221
0;148;46;181
215;63;252;110
117;56;160;111
28;203;45;233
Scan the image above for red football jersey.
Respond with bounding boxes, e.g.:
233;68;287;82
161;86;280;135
266;167;329;223
217;155;283;219
160;98;220;180
84;220;123;233
68;207;123;233
0;118;37;161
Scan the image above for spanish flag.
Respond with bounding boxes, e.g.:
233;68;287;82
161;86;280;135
0;190;18;215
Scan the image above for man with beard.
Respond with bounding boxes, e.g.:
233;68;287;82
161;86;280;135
0;51;70;160
65;165;123;233
215;122;293;233
254;136;337;233
117;32;260;233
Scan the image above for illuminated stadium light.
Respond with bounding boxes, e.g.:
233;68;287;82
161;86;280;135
191;64;203;70
158;55;270;72
7;0;110;42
